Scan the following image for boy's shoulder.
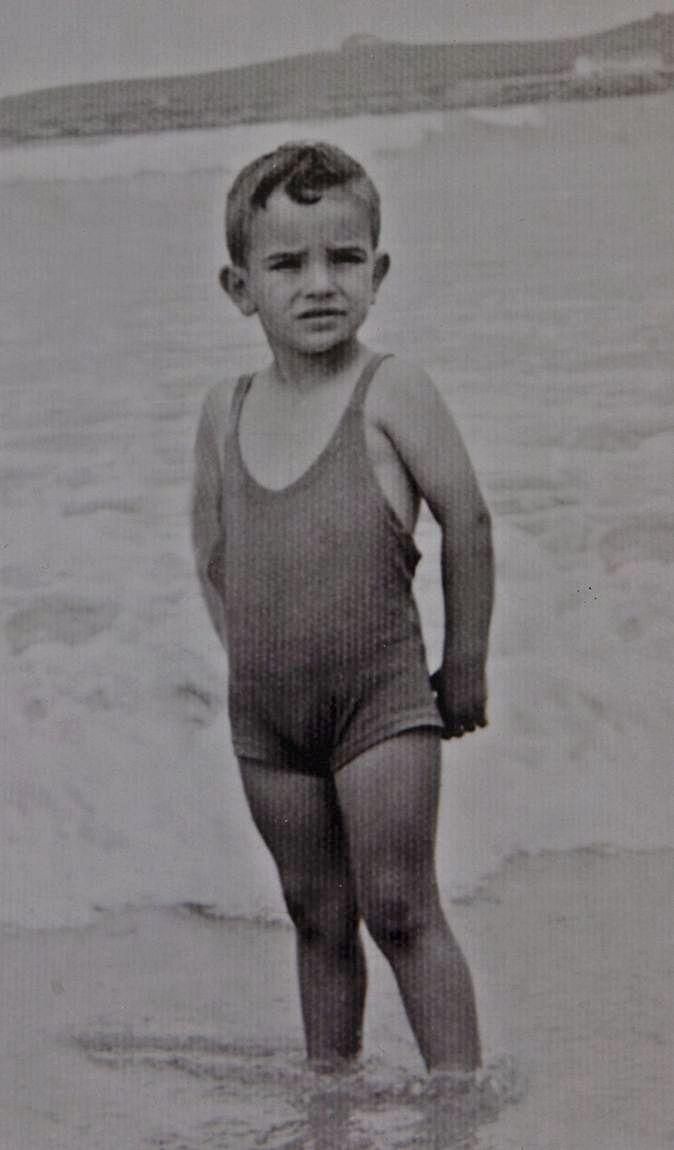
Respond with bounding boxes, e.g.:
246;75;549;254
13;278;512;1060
372;353;434;387
366;354;446;426
196;376;242;469
202;375;240;419
201;374;244;429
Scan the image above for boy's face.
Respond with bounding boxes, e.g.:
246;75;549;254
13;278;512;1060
223;186;388;356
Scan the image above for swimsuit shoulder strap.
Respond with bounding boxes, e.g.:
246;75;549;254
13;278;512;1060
227;374;254;441
348;352;394;412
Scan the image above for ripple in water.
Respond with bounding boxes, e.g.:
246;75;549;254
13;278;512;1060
76;1031;524;1149
5;595;119;654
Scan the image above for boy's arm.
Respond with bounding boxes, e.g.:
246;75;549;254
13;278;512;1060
374;361;494;737
190;388;229;647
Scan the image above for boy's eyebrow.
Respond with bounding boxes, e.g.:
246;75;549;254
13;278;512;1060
260;241;369;263
327;242;368;252
262;247;306;262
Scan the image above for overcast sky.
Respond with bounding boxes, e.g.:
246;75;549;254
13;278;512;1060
1;0;670;97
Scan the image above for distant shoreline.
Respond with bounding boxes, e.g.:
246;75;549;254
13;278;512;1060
1;12;672;146
1;70;671;149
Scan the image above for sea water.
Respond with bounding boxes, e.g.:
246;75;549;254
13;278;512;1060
2;94;672;929
1;93;673;1147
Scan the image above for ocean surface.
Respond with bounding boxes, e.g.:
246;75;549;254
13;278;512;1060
1;94;673;930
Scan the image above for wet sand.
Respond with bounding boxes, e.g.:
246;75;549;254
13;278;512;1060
2;848;672;1149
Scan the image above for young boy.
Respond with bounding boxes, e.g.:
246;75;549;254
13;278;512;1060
191;142;494;1073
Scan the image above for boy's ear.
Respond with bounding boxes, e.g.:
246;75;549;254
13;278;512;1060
371;251;390;299
219;266;257;316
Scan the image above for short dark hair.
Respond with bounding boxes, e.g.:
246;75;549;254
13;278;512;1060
225;141;381;267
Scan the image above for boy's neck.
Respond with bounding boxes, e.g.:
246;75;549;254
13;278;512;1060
269;337;366;393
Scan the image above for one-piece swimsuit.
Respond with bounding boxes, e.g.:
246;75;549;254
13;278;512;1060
218;352;442;774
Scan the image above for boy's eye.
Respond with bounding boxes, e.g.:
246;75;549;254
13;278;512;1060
331;249;366;264
268;256;302;270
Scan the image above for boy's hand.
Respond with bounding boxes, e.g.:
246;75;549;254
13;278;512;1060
430;663;488;739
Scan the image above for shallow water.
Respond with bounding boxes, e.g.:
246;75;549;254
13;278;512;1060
77;1036;520;1149
2;851;670;1149
1;94;672;929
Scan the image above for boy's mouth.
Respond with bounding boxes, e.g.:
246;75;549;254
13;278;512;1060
297;308;345;319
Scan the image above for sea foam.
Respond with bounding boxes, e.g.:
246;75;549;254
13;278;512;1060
1;94;672;926
0;110;447;185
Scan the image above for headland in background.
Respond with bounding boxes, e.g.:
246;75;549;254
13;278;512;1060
1;12;673;145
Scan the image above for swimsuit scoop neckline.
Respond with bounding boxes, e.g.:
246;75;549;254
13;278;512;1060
233;353;388;498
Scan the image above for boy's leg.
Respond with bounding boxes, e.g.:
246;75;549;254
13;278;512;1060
334;730;481;1072
237;759;366;1065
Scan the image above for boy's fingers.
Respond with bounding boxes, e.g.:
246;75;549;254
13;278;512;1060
430;670;488;736
471;705;488;729
443;715;469;738
441;707;488;739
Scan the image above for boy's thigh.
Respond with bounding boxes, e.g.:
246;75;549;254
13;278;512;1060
237;757;351;879
334;729;442;876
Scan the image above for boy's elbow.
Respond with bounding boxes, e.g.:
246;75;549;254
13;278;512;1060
441;499;493;557
476;504;494;563
475;501;492;532
447;495;492;534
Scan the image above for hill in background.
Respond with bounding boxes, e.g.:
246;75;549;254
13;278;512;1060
1;12;673;145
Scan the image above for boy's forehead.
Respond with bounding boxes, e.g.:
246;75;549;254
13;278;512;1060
249;187;373;253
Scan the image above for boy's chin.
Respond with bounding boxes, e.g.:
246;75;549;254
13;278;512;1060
289;332;358;356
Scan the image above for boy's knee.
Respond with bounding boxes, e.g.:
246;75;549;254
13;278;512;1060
282;876;355;946
359;870;429;951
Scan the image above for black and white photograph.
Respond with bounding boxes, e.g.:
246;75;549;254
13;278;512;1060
1;2;673;1146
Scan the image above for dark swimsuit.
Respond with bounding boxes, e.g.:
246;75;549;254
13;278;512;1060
219;352;442;774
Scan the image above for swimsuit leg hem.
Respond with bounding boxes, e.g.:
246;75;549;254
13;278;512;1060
231;739;278;765
231;738;331;775
332;711;444;772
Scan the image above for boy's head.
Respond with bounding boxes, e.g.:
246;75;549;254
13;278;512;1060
225;141;381;269
221;141;389;356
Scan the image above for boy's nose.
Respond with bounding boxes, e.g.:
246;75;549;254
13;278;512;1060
304;259;335;295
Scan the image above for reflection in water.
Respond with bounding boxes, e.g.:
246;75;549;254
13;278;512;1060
259;1059;517;1150
78;1028;522;1147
